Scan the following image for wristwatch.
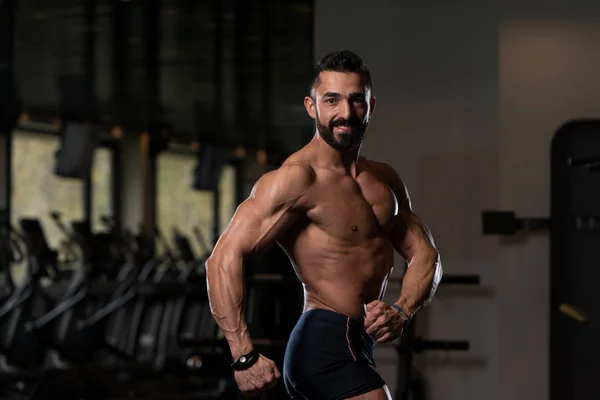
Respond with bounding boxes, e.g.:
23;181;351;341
391;304;411;323
231;349;260;371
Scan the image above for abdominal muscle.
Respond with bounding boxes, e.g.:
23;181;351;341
280;230;395;321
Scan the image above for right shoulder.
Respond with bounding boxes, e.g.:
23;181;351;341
249;162;316;210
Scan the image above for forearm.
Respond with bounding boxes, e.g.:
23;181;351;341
205;253;253;359
396;251;442;318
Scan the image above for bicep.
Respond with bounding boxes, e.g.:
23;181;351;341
211;167;310;260
383;164;436;261
217;196;299;258
391;209;436;262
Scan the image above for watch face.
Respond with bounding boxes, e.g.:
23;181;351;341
240;356;247;362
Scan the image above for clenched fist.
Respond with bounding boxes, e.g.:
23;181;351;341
234;354;281;397
363;300;405;343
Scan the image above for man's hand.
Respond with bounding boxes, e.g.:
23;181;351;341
234;354;281;397
364;300;405;343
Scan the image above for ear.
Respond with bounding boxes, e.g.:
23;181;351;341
304;96;317;119
369;95;377;118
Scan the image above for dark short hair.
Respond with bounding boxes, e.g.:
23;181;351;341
310;50;372;96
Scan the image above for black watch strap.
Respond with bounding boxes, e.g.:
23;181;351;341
231;349;260;371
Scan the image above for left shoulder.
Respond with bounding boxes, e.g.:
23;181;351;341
360;157;404;191
360;158;411;208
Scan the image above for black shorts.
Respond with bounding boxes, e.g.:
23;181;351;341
283;309;385;400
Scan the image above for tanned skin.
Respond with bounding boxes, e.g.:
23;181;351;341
206;71;442;399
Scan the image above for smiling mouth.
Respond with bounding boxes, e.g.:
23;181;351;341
334;125;353;133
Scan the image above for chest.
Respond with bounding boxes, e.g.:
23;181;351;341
307;173;398;240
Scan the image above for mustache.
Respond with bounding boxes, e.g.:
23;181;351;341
330;118;361;129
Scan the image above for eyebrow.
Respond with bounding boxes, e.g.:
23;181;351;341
322;91;366;98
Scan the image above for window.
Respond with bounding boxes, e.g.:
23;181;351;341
91;146;114;232
11;130;116;254
11;130;84;251
157;151;237;259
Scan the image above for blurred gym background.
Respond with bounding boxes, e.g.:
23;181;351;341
1;0;599;399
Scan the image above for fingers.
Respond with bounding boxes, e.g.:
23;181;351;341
238;377;260;396
246;371;263;395
366;300;386;313
364;301;385;329
236;356;280;395
366;314;388;335
376;331;392;343
366;300;382;311
364;312;379;330
238;377;265;395
264;361;278;390
272;361;282;380
365;302;406;341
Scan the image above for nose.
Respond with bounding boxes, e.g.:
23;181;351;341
338;99;352;119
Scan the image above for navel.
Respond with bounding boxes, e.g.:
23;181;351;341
352;226;359;232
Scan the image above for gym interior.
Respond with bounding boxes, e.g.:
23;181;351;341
1;1;598;399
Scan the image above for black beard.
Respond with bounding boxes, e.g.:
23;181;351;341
316;115;367;152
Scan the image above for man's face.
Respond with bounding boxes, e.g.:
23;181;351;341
305;71;375;152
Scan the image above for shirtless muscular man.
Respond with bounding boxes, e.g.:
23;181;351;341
206;50;442;400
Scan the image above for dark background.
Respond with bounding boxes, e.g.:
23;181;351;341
2;0;600;399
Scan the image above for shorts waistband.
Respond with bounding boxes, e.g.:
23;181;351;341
301;308;365;328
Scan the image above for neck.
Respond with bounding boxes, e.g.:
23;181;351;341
311;133;362;176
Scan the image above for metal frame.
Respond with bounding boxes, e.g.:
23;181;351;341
549;119;600;400
0;0;16;221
